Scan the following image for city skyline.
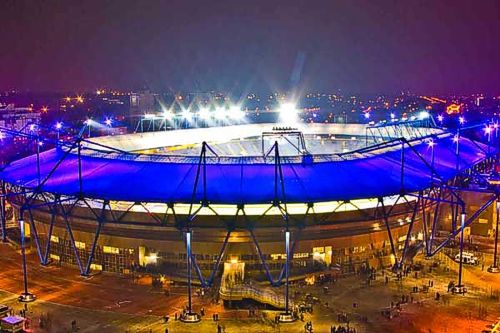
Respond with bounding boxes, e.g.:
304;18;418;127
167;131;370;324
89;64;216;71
1;0;499;95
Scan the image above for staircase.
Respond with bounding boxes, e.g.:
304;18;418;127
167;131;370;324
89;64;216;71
219;261;291;309
219;282;289;309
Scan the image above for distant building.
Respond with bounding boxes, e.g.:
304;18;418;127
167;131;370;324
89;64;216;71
0;103;41;130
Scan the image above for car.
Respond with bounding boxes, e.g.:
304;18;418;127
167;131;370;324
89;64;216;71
454;252;479;265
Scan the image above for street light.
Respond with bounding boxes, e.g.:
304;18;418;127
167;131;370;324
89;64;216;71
55;122;63;142
84;119;93;137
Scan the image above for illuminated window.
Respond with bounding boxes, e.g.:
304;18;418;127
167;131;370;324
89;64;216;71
75;241;85;250
50;235;59;243
49;254;60;261
90;263;103;271
103;246;120;254
270;253;285;260
312;246;324;254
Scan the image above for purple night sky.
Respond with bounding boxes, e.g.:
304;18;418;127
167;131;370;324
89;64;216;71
0;0;499;94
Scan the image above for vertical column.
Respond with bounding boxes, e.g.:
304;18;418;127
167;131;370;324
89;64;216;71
0;181;7;242
488;200;500;273
285;230;290;314
180;230;199;322
279;229;295;322
457;212;466;288
19;218;36;302
186;230;192;314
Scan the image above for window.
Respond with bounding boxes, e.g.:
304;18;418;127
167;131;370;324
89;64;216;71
90;263;103;271
50;235;59;243
75;241;85;250
103;246;120;254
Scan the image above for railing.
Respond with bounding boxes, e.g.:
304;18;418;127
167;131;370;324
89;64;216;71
219;282;289;309
69;131;453;165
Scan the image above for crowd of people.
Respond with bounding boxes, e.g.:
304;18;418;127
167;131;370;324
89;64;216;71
330;325;357;333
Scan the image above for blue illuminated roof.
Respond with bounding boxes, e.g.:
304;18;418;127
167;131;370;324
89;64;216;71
0;134;490;204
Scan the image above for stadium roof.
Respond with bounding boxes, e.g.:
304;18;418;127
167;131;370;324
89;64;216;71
0;130;490;204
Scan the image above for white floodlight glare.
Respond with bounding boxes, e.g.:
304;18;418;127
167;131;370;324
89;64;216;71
84;119;93;125
229;105;245;120
162;110;174;120
278;102;298;124
437;115;444;122
198;107;211;120
161;106;174;120
181;108;193;121
418;111;430;120
214;107;227;120
105;118;112;126
55;122;63;130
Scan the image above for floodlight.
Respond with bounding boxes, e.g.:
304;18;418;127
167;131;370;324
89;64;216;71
278;102;298;124
214;107;227;120
198;107;211;120
419;111;430;120
229;105;245;120
181;108;193;121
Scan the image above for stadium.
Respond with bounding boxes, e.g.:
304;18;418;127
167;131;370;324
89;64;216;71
0;110;497;313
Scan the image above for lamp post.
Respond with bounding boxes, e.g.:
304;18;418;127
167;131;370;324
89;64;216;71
18;218;36;302
55;122;62;142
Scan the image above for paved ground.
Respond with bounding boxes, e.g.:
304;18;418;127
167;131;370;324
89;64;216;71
0;242;499;332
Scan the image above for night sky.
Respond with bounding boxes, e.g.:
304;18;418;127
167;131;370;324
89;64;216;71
1;0;499;95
